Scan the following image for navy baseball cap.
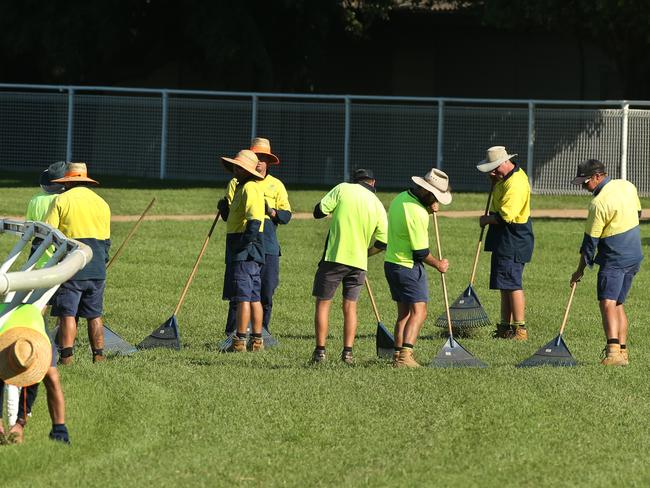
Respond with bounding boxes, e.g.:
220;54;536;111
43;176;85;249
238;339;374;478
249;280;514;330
353;168;374;182
571;159;606;186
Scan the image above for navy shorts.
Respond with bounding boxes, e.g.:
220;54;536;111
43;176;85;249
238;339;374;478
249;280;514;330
384;261;428;303
51;279;105;318
597;263;640;304
490;254;524;290
312;261;366;301
223;260;262;302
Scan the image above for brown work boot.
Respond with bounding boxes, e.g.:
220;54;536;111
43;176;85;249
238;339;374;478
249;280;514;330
248;337;264;352
393;348;421;368
601;344;627;366
620;347;629;365
92;350;106;363
227;336;247;353
58;355;74;366
7;423;24;444
341;350;354;365
392;350;400;362
493;322;514;339
513;326;528;341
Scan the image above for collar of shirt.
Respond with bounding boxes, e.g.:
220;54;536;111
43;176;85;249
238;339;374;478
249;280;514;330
357;181;377;193
592;176;611;196
502;163;520;181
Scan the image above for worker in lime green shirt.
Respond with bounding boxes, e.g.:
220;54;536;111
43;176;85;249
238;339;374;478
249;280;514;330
311;169;388;365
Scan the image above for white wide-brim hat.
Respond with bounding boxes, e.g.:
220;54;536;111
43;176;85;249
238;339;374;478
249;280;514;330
411;168;452;205
477;146;517;173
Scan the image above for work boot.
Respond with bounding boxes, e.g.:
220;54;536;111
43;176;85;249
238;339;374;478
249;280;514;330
620;347;629;365
393;348;421;368
227;337;247;353
601;344;627;366
341;350;354;365
248;337;264;352
513;326;528;341
392;350;400;362
492;322;514;339
311;348;326;364
58;355;74;366
92;349;105;363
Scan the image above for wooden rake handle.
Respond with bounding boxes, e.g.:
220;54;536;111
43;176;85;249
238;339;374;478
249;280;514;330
469;185;494;286
558;281;578;337
173;212;220;316
107;197;156;271
432;211;453;338
364;277;382;324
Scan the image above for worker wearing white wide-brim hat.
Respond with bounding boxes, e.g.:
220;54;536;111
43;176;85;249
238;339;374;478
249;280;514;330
476;146;534;341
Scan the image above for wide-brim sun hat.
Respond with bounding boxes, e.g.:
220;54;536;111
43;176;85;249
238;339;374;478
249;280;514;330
221;149;264;179
39;161;67;194
50;162;99;185
477;146;517;173
0;327;52;387
250;137;279;165
411;168;453;205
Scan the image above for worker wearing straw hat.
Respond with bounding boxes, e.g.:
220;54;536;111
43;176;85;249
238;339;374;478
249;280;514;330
0;304;70;444
220;150;266;352
384;168;451;368
476;146;534;341
219;138;292;338
45;162;111;365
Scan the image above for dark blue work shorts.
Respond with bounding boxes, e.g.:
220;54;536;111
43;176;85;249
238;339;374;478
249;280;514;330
312;261;366;301
223;260;262;303
384;261;428;303
51;279;105;318
489;254;524;291
597;263;640;304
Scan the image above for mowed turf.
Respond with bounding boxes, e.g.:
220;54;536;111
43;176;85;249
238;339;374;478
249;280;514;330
1;179;650;486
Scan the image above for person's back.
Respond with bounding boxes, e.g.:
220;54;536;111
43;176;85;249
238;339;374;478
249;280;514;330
321;182;386;271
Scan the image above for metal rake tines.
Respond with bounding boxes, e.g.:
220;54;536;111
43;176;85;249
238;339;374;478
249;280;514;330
435;285;491;328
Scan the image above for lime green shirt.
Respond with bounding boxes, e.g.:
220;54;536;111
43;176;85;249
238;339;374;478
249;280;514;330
319;183;387;270
26;191;59;221
385;191;430;269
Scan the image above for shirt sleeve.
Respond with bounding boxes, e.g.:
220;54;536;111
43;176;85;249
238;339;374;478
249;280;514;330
498;178;528;223
225;178;238;204
580;202;605;266
44;197;61;230
406;206;429;250
272;180;292;224
373;202;388;245
319;184;341;215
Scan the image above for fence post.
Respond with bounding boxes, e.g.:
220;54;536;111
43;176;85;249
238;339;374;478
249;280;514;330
621;102;629;180
343;97;351;182
66;88;75;162
159;90;168;180
436;100;444;169
251;94;258;139
527;101;535;188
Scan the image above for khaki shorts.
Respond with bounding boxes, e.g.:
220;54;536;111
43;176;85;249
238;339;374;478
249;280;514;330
312;261;366;301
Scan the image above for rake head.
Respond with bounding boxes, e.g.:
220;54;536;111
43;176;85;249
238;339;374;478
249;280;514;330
376;322;395;359
516;335;577;368
435;284;490;329
49;324;138;356
138;315;181;350
429;336;488;368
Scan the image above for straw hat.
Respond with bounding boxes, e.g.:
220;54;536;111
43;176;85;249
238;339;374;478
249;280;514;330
221;149;264;179
476;146;517;173
411;168;452;205
0;306;52;387
51;162;99;185
250;137;279;165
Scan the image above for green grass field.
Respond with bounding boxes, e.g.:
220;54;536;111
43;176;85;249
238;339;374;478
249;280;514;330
1;174;650;487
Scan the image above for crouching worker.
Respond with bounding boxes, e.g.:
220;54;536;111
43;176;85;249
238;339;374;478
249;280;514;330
45;163;111;365
384;168;451;368
220;150;266;352
0;304;69;444
569;159;643;366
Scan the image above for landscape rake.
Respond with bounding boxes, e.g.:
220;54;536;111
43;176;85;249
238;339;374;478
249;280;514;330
429;211;488;368
435;187;493;331
139;211;220;350
365;276;394;359
516;282;578;368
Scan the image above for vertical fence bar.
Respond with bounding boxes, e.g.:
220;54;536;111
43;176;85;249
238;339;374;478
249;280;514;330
436;100;444;169
621;102;629;181
66;88;75;162
343;97;351;182
159;90;168;180
251;94;258;139
527;101;535;187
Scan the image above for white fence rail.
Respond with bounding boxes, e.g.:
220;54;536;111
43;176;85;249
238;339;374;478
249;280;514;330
1;83;649;195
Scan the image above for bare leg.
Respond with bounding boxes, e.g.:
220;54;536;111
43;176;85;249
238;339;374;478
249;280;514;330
43;367;65;424
60;316;78;349
87;317;104;351
510;290;526;323
250;301;263;335
236;302;251;335
393;302;411;349
342;299;358;348
600;299;620;339
617;304;628;345
402;302;428;346
314;298;332;348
